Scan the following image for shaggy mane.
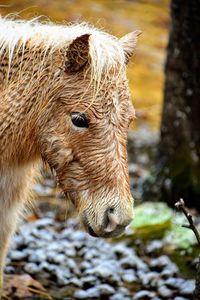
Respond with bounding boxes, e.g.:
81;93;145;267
0;18;126;89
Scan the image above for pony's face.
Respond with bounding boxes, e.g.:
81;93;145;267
39;32;140;238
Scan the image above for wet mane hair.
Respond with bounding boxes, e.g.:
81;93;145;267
0;18;126;91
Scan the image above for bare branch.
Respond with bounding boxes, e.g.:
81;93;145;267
175;198;200;246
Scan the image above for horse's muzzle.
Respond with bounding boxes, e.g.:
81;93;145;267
82;208;131;238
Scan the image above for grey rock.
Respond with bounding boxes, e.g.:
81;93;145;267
150;255;172;269
161;269;174;278
86;261;117;279
35;217;54;228
60;228;73;239
5;266;15;273
110;294;130;300
174;297;190;300
146;240;163;254
68;277;83;287
51;254;66;264
74;287;100;299
165;277;185;289
122;272;137;283
97;284;115;295
164;263;179;275
9;250;28;261
158;285;173;298
80;261;92;271
118;287;130;296
120;256;137;269
135;258;149;271
138;271;160;286
28;249;46;263
72;231;87;241
134;290;156;299
179;280;195;296
74;290;88;299
24;262;39;274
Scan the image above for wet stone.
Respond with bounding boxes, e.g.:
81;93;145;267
68;277;83;288
150;255;172;269
9;250;28;261
28;249;47;263
158;285;173;298
6;213;196;299
5;266;15;274
110;295;131;300
134;290;156;299
179;280;195;296
51;254;66;264
97;284;115;295
74;290;88;299
139;271;160;286
118;287;130;296
74;287;100;299
122;271;137;283
35;217;54;228
161;269;174;278
146;240;164;254
81;275;97;286
174;297;190;300
24;262;40;274
165;277;185;289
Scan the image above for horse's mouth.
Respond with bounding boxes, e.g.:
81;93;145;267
81;212;125;238
81;213;99;237
87;224;99;238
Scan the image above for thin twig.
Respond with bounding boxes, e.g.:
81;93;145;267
175;198;200;246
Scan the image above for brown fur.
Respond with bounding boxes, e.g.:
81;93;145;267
0;19;139;293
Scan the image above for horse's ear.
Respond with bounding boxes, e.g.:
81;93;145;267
65;34;91;73
120;31;142;64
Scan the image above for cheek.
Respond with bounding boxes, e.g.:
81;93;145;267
56;147;74;166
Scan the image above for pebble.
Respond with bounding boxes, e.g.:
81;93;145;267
174;297;190;300
98;284;115;295
9;250;28;261
24;262;39;274
146;240;164;254
134;290;156;299
179;280;195;296
165;277;185;289
158;285;173;298
122;272;137;283
6;213;196;300
74;287;100;299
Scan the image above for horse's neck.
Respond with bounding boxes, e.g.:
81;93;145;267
0;66;46;167
0;43;52;165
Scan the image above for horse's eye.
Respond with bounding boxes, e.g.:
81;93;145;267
70;112;89;128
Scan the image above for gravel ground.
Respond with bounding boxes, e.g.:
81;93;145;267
4;128;197;299
6;213;195;300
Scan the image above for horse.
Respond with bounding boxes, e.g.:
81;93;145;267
0;17;140;292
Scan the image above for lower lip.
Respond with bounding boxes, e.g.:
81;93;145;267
87;225;99;238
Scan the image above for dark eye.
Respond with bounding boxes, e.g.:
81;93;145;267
70;112;89;128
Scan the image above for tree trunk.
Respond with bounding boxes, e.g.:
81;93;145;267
143;0;200;210
194;256;200;300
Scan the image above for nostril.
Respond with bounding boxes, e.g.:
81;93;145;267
107;207;115;214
